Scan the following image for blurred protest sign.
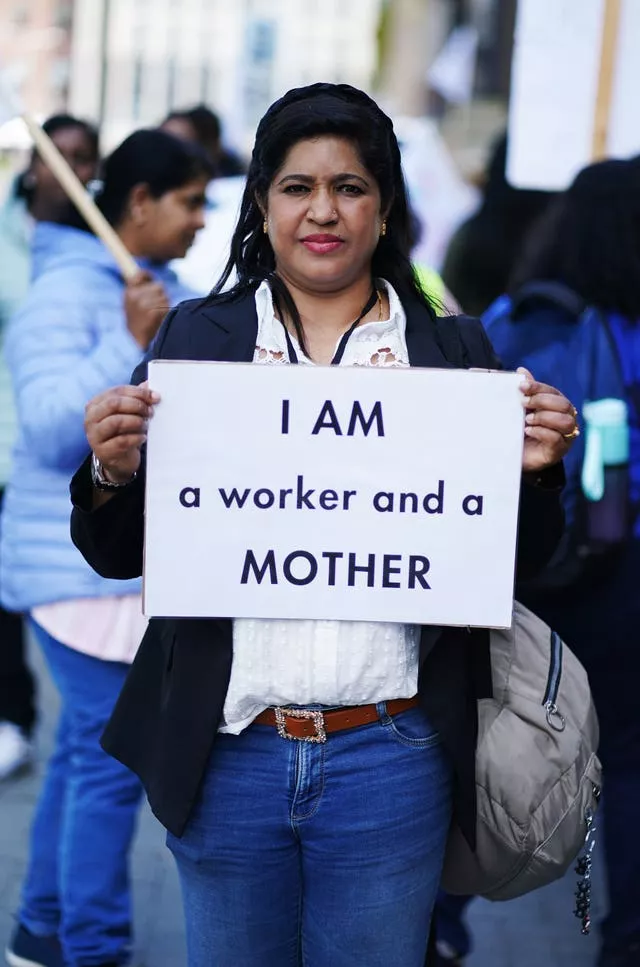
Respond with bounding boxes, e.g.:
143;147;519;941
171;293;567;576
396;116;479;271
427;25;479;106
143;361;523;628
0;116;33;150
507;0;640;190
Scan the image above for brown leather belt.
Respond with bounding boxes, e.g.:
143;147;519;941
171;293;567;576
253;696;420;744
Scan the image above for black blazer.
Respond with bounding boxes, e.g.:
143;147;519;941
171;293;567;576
70;290;564;839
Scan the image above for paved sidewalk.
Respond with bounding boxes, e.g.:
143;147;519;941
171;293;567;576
0;637;605;966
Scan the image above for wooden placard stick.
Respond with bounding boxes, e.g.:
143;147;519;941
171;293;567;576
591;0;621;160
21;112;139;281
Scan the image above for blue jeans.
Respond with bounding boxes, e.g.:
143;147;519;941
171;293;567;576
20;620;143;967
167;702;452;967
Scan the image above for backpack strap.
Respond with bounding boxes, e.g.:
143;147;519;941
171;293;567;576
588;308;640;432
511;282;587;321
483;294;512;328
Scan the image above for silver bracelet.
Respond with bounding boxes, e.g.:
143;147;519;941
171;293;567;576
91;452;137;491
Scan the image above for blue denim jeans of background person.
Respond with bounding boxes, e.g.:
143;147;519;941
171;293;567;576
167;701;453;967
434;891;473;960
18;619;143;967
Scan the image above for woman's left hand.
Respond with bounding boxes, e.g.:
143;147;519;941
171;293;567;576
519;367;579;473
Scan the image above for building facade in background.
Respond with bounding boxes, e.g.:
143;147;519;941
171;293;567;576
1;0;516;157
67;0;383;152
0;0;74;118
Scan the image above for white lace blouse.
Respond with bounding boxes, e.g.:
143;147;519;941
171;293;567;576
220;280;420;734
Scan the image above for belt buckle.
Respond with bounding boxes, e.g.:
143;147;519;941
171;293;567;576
274;707;327;744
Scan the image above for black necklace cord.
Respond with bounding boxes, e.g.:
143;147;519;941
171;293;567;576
283;288;380;365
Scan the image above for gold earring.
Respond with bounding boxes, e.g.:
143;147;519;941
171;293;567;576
263;219;268;234
380;220;387;237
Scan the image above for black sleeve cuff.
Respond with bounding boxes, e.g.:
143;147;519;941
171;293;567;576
70;455;145;579
522;462;566;492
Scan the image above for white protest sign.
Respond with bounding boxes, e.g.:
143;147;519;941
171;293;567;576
144;362;524;628
507;0;640;190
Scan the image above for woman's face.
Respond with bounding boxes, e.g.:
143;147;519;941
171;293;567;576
136;176;209;261
30;126;98;220
264;135;385;294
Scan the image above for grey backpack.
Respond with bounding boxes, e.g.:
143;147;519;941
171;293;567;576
441;601;602;902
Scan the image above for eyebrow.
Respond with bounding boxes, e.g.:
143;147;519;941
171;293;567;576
276;172;370;188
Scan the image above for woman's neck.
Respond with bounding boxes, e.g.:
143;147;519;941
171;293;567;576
284;276;375;337
116;222;147;259
276;274;384;365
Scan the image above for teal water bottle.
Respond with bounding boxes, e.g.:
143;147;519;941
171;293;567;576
581;398;629;543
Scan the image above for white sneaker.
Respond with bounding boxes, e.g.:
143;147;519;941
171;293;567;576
0;721;33;780
436;940;465;965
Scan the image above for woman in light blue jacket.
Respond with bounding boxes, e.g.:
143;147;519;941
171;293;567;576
0;115;100;783
2;129;213;967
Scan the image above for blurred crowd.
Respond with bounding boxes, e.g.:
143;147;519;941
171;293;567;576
0;96;638;967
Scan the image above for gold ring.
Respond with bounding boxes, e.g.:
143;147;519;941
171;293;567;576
563;424;580;441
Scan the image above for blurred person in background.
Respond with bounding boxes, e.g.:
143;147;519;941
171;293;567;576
160;104;246;293
435;158;640;967
486;158;640;967
2;129;212;967
161;104;246;177
0;114;99;782
441;132;556;317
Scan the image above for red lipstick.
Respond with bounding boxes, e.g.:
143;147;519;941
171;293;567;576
301;234;344;254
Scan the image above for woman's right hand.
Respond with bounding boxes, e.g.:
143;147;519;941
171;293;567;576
85;383;160;484
125;271;169;349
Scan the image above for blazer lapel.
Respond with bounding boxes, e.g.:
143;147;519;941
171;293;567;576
404;296;452;369
192;294;259;363
194;290;451;368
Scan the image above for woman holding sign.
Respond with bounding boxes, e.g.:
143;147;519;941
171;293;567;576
71;85;576;967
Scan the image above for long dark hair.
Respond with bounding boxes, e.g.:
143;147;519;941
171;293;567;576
211;83;438;350
510;158;640;320
97;129;214;226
